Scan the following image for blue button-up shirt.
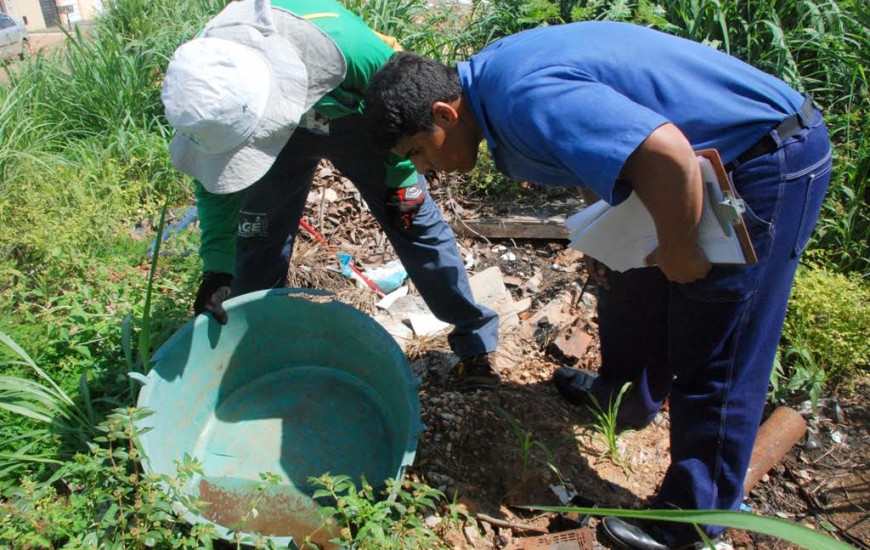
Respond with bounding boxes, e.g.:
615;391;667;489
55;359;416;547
457;21;804;205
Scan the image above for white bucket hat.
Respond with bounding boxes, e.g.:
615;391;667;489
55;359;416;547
162;0;346;194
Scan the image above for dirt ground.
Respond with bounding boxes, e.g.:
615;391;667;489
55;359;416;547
287;165;869;550
28;28;70;53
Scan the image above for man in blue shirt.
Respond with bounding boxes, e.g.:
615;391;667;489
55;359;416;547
363;22;831;549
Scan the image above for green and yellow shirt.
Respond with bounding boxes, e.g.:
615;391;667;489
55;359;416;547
194;0;416;275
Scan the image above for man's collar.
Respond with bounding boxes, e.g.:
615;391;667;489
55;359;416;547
456;61;499;154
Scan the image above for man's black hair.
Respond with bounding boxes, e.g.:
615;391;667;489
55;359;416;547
363;52;461;152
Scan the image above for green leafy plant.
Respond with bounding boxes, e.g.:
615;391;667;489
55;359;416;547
585;381;633;467
781;264;870;388
0;193;180;474
769;347;828;411
225;472;284;549
305;474;448;550
0;330;98;475
464;143;528;197
0;408;222;549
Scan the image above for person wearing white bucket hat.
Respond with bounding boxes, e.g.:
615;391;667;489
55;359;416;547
162;0;502;390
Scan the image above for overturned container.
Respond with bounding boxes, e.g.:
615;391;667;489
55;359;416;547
135;288;423;548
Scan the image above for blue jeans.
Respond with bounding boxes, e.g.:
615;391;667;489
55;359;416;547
231;114;499;360
592;109;831;541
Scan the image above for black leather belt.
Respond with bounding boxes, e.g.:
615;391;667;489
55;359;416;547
727;97;818;171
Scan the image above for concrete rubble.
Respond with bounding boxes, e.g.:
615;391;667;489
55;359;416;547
372;263;594;372
372;265;524;350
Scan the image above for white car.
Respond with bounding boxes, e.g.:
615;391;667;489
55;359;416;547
0;12;29;61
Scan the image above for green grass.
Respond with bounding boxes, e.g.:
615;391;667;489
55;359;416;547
497;407;557;489
0;0;214;482
585;382;633;468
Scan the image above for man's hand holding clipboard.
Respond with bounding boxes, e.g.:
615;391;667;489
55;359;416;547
565;149;758;273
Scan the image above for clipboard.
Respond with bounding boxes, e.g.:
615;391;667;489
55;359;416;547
564;149;758;272
696;149;758;265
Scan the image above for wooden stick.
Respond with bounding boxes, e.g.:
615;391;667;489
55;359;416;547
474;513;548;534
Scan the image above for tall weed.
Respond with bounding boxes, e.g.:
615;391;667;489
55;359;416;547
0;330;98;475
340;0;427;40
94;0;226;44
0;84;65;185
814;111;870;275
585;382;633;469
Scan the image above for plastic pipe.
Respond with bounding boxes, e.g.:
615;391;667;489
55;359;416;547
298;219;384;296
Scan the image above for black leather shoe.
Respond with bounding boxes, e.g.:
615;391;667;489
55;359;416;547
553;367;597;405
602;517;723;550
601;517;669;550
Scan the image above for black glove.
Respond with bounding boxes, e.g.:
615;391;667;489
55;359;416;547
385;182;425;231
193;272;233;325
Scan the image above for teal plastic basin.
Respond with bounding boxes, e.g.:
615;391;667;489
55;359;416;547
135;289;422;548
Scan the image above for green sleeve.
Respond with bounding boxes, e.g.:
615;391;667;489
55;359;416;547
194;180;240;276
273;0;396;119
386;154;419;189
271;0;415;189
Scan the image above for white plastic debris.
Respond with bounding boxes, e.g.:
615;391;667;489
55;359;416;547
376;286;409;310
409;312;450;336
364;259;408;293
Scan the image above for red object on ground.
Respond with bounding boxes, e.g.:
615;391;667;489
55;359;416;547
298;219;384;297
743;406;807;494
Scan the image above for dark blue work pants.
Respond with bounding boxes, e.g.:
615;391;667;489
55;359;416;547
231;114;499;360
592;110;832;542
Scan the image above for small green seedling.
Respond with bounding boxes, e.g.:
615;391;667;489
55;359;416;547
497;406;555;489
585;381;633;469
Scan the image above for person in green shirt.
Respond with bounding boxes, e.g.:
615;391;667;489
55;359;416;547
161;0;501;390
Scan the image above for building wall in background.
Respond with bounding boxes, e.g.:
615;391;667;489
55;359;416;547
0;0;101;31
76;0;101;19
1;0;49;29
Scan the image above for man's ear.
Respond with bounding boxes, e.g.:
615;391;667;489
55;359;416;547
432;101;460;124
